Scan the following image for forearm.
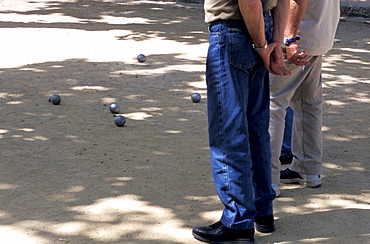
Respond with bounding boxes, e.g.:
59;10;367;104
238;0;291;75
271;0;290;43
285;0;308;39
238;0;266;48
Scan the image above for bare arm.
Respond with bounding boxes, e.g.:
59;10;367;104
270;0;291;75
286;0;310;65
272;0;290;44
238;0;277;73
238;0;265;46
285;0;307;39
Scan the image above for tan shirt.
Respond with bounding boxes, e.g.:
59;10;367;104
204;0;277;23
297;0;340;55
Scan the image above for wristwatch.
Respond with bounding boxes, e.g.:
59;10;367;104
285;36;300;46
252;41;268;52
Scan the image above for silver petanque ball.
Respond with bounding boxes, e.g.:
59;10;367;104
49;94;61;105
137;54;146;63
191;93;201;103
109;103;120;113
114;115;126;127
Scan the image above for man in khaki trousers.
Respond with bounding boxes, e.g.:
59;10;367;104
269;0;340;197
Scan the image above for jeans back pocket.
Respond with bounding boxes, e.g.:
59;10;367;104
228;28;258;71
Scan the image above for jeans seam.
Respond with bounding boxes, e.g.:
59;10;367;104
217;44;228;191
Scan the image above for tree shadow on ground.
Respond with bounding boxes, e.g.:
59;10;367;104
0;55;212;243
267;19;370;244
0;2;369;243
0;0;207;44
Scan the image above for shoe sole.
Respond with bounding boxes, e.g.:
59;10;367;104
192;233;254;244
281;178;322;188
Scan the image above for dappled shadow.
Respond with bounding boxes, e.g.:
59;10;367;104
262;208;370;243
0;0;207;44
319;20;369;197
0;1;369;243
0;55;211;243
264;19;370;244
1;1;211;242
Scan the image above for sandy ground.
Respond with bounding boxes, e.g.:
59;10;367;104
0;1;369;243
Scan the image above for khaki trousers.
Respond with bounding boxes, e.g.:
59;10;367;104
269;55;323;185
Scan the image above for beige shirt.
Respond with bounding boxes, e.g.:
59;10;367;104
204;0;277;23
297;0;340;55
204;0;241;23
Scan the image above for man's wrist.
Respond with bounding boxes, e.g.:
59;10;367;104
252;41;268;52
285;36;300;46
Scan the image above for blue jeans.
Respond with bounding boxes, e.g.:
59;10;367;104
281;107;293;156
206;15;275;230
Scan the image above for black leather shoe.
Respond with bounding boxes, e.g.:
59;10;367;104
192;221;254;243
254;214;275;233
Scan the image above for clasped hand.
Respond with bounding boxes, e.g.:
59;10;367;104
286;43;310;66
258;42;291;76
258;42;311;76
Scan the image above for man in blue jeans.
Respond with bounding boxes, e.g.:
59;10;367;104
192;0;290;243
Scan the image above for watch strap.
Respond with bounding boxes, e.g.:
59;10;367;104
285;36;300;46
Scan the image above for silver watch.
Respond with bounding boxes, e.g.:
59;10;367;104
252;41;268;51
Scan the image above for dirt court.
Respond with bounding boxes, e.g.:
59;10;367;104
0;1;369;243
